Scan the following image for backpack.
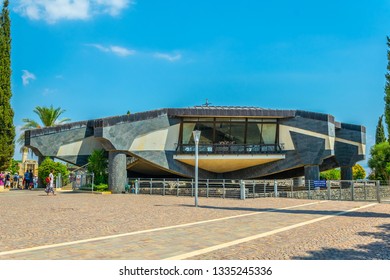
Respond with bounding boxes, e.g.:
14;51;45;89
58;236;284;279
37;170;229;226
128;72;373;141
45;177;50;184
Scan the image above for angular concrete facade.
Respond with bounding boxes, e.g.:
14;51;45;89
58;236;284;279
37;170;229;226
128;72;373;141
25;107;365;193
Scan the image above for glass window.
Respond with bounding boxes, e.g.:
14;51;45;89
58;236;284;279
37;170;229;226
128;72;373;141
260;123;277;144
183;122;214;144
246;123;261;144
230;123;245;144
180;118;278;147
182;123;196;144
215;123;231;143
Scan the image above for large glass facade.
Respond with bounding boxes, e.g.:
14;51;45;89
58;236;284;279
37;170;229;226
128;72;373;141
181;118;278;146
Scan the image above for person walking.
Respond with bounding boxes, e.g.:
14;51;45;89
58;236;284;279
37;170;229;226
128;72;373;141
13;173;19;188
33;176;38;189
24;170;30;189
48;169;55;195
5;173;11;189
0;172;4;189
28;170;34;190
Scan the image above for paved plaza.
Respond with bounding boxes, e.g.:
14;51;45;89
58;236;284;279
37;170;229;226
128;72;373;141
0;190;389;260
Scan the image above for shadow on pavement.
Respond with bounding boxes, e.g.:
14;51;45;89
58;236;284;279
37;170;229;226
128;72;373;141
292;223;390;260
178;204;390;219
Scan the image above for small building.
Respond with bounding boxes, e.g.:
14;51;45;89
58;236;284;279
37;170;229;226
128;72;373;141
19;149;38;177
25;106;365;193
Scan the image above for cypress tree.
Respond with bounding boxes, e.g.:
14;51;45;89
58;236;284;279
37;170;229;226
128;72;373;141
385;36;390;141
0;0;15;170
375;115;386;144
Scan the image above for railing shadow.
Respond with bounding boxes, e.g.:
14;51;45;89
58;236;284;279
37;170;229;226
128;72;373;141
292;224;390;260
178;204;390;219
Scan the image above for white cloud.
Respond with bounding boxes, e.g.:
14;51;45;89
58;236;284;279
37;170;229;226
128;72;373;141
154;52;182;62
87;44;135;57
95;0;130;16
14;0;133;23
21;70;36;86
110;45;136;57
42;88;58;96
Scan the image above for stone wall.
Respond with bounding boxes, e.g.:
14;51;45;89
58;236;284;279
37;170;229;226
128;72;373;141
279;185;390;201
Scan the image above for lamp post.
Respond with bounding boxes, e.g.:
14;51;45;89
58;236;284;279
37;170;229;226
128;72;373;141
193;130;201;207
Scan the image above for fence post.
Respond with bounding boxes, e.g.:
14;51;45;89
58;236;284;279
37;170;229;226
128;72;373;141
307;180;311;199
222;179;225;199
206;179;209;198
136;178;140;194
191;179;194;197
92;173;94;194
163;179;165;196
327;180;331;200
176;178;179;197
240;180;246;200
150;178;153;195
339;181;342;201
351;181;354;201
274;180;278;198
252;180;255;199
56;173;62;189
376;180;381;203
363;181;367;201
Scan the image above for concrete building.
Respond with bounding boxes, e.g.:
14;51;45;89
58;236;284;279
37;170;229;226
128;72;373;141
25;106;365;193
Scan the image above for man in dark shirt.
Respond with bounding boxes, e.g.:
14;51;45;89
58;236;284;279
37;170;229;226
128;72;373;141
24;171;30;190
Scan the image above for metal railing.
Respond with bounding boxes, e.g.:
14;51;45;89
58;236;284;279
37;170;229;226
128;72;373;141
176;143;284;155
128;178;389;203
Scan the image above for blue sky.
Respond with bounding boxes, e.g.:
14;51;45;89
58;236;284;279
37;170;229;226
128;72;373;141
10;0;390;172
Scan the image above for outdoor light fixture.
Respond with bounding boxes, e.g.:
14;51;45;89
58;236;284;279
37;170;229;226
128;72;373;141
193;130;201;207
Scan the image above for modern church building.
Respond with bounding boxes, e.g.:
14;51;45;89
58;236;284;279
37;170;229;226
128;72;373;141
25;106;366;193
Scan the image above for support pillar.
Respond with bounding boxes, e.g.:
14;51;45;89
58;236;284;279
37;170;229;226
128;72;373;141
340;166;353;189
304;165;319;187
108;151;127;194
340;166;353;181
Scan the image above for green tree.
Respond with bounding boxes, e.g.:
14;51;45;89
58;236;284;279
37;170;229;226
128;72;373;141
18;105;70;145
8;159;20;174
87;149;108;185
320;168;341;180
352;164;366;180
375;115;386;144
0;0;15;170
385;36;390;141
368;142;390;181
38;157;69;187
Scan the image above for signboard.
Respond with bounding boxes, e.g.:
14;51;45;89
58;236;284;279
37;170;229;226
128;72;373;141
75;175;81;188
313;180;327;188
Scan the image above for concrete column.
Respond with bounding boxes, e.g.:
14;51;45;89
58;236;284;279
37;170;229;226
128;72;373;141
108;151;127;194
304;165;319;185
340;166;353;181
341;165;353;189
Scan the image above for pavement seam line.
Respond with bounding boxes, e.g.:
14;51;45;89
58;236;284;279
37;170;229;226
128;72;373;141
0;200;327;256
164;202;378;260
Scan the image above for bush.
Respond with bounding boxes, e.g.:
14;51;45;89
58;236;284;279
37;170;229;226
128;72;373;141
79;183;109;192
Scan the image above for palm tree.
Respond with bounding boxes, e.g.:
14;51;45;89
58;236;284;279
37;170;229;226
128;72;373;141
18;105;71;149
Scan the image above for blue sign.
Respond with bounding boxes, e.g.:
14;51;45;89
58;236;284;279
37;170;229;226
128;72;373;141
313;180;327;188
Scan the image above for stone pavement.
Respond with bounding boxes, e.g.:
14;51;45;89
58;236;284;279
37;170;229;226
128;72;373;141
0;190;389;260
